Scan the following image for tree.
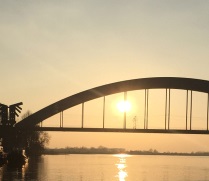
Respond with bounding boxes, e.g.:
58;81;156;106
16;111;50;156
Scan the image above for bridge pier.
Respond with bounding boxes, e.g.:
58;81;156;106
0;126;17;152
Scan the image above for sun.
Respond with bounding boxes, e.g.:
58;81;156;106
117;101;131;112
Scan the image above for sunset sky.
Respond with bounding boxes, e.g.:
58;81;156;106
1;0;209;152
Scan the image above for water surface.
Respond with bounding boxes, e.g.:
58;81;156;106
1;154;209;180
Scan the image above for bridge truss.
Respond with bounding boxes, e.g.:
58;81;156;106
15;77;209;134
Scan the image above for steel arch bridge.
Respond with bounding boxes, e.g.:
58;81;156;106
15;77;209;134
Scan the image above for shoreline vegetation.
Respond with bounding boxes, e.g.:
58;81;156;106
44;146;209;156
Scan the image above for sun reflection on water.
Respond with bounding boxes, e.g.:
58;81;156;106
114;154;130;181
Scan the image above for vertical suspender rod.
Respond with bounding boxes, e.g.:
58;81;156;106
186;90;188;130
168;89;171;130
144;89;147;129
103;96;105;129
124;92;127;129
207;93;209;131
82;103;84;128
60;111;63;127
146;89;149;129
165;89;167;130
190;91;193;130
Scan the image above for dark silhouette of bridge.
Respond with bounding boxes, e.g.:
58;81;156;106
9;77;209;134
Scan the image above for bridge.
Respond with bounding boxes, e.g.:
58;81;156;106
8;77;209;134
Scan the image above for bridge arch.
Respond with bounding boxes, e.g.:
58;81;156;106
16;77;209;128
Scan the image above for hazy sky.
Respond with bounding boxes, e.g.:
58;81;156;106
1;0;209;152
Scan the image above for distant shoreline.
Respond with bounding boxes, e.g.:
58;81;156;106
44;147;209;156
43;153;209;156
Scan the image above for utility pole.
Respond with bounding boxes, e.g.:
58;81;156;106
133;116;137;129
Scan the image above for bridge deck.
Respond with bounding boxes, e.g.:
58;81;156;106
33;127;209;134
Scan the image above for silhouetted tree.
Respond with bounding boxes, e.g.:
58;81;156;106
16;111;50;156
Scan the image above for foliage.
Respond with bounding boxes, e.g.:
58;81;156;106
16;110;50;156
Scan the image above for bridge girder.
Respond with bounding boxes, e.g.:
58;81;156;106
16;77;209;128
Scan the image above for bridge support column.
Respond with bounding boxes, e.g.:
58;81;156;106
0;126;16;152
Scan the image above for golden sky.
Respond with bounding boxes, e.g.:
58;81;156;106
1;0;209;152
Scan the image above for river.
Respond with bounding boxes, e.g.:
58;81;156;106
0;154;209;180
